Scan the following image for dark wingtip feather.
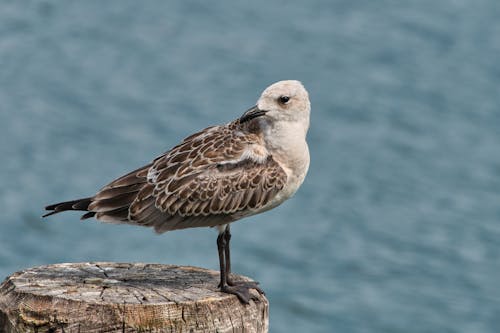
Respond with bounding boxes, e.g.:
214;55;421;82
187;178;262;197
42;211;58;218
43;197;93;218
45;203;59;211
72;198;92;210
81;212;96;220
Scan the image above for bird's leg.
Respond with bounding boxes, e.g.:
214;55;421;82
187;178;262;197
217;229;252;303
217;231;228;289
217;226;264;304
223;226;235;285
225;227;264;293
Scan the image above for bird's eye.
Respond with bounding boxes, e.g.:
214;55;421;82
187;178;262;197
278;95;290;104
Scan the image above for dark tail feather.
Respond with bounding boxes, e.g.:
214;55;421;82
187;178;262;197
81;211;96;220
43;198;92;218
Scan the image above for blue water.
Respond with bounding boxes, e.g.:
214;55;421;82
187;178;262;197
1;1;500;332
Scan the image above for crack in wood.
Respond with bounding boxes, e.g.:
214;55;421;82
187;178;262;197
94;264;109;278
181;306;186;324
99;286;109;300
121;301;126;333
128;287;144;305
150;288;172;303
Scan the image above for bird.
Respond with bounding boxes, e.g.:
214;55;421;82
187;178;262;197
43;80;311;304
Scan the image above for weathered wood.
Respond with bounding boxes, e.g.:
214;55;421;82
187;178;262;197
0;262;268;333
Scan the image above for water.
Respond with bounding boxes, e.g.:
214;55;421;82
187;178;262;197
1;1;500;332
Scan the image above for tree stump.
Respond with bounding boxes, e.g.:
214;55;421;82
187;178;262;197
0;262;268;333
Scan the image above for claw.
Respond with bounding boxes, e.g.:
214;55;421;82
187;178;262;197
230;280;265;295
220;284;252;304
220;280;264;303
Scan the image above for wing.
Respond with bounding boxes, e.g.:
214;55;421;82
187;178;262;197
127;123;288;233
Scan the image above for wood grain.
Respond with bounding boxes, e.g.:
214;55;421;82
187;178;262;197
0;262;268;332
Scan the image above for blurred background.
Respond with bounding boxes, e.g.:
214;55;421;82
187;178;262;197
1;1;500;332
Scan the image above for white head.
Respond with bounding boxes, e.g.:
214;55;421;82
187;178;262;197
240;80;310;132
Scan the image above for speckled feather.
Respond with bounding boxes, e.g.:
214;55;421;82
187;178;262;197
80;119;287;233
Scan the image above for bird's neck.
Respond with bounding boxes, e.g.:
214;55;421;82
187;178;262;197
260;119;310;178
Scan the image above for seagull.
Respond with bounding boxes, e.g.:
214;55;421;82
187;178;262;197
43;80;311;303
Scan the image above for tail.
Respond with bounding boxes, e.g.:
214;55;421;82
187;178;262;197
43;163;152;222
43;198;96;219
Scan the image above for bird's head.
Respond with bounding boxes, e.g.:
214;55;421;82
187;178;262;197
240;80;310;127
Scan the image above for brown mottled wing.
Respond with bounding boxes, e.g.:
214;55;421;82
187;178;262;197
128;123;288;233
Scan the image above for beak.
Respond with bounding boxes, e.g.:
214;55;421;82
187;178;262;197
239;105;268;123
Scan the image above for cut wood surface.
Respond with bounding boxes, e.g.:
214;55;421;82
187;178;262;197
0;262;268;333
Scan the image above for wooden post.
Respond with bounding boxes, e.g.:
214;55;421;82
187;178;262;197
0;262;268;333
